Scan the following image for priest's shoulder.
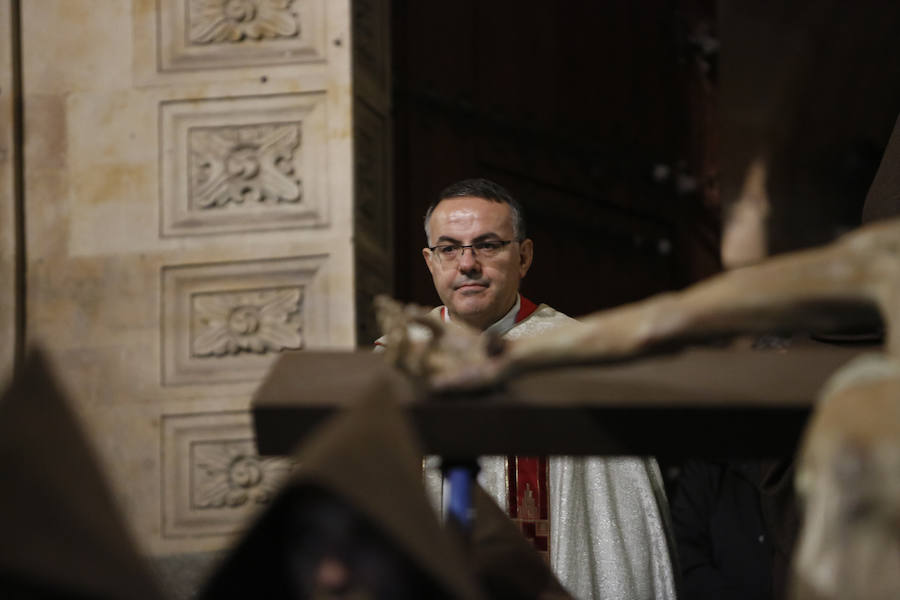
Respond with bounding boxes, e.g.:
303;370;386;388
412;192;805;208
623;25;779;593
506;303;579;340
528;303;579;325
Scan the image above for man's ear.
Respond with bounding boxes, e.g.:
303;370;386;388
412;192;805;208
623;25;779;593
423;247;437;278
518;238;534;278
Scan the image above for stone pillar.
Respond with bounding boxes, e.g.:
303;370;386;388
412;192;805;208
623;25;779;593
0;0;18;382
16;0;391;590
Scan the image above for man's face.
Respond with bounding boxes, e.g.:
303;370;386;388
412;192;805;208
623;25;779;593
423;196;533;330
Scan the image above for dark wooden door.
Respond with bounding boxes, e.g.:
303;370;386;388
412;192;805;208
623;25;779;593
391;0;720;317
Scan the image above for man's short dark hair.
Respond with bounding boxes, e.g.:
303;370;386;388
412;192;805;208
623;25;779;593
424;178;527;243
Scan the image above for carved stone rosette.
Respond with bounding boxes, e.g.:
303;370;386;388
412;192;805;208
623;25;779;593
189;123;303;210
162;411;294;537
188;0;302;45
191;439;291;509
153;0;326;72
162;255;329;385
160;94;328;236
191;288;303;357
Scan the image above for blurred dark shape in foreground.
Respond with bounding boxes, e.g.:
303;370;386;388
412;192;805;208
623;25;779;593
0;349;165;600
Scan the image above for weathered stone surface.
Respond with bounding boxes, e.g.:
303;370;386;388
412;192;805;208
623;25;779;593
0;0;17;382
14;0;387;563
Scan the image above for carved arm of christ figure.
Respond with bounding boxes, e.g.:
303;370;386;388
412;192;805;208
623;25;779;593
378;216;899;389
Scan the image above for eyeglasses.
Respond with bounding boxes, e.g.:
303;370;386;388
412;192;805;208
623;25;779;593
427;240;514;262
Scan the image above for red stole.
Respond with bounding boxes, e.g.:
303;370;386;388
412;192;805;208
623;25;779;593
429;298;551;559
503;297;550;559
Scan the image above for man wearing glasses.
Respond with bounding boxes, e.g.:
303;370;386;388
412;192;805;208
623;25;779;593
408;178;677;599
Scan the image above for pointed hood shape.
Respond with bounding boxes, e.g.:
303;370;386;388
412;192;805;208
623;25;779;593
0;349;164;599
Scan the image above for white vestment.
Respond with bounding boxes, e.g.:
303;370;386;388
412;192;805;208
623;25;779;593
378;297;678;599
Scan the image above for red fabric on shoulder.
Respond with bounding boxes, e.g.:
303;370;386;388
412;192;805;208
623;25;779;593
515;297;538;324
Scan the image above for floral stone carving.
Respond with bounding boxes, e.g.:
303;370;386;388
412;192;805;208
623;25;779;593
189;0;301;44
189;123;303;209
191;439;292;509
191;287;303;356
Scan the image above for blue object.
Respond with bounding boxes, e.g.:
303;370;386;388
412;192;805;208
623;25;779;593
446;465;475;531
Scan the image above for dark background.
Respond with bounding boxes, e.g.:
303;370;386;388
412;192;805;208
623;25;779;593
388;1;900;317
390;0;721;317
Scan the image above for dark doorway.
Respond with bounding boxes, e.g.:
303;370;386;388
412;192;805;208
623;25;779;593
391;1;721;317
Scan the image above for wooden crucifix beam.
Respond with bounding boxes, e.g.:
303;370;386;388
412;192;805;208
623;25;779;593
252;340;872;459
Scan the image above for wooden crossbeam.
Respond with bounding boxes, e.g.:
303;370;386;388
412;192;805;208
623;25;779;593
253;341;874;458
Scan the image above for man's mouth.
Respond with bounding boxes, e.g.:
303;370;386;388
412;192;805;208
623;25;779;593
454;282;488;292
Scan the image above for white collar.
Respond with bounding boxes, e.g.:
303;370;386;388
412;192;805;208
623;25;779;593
443;294;521;337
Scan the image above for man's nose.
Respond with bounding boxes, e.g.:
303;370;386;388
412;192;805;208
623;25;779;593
457;247;481;272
